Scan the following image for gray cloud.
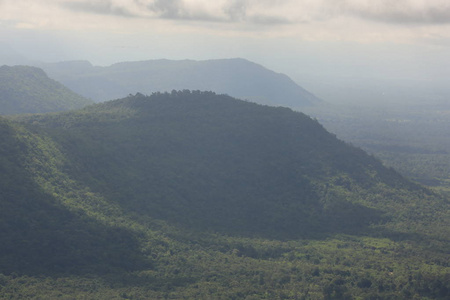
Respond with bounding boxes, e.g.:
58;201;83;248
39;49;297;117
148;0;224;21
60;0;450;26
62;0;231;22
148;0;295;24
248;14;293;25
60;0;294;24
62;0;138;18
366;8;450;25
336;0;450;25
149;0;184;19
223;0;247;21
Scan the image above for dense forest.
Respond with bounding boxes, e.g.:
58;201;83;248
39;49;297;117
303;103;450;195
0;65;92;115
0;91;449;299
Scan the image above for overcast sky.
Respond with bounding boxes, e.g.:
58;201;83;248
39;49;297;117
2;0;450;104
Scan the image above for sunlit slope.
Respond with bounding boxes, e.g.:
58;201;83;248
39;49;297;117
0;65;92;115
0;117;148;275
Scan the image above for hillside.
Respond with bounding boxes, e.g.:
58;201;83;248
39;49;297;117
40;58;321;107
0;65;93;115
1;91;449;299
0;117;149;275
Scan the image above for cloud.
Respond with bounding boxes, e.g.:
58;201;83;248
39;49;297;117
335;0;450;25
4;0;450;28
3;0;450;44
61;0;233;22
58;0;302;24
58;0;450;26
223;0;247;21
62;0;139;17
147;0;229;21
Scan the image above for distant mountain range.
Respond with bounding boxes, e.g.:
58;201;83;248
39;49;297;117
0;44;321;108
39;58;321;107
0;65;92;115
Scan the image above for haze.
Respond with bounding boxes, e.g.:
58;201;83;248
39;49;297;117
2;0;450;105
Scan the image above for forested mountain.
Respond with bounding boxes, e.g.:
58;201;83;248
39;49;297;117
0;65;93;115
40;58;321;107
1;91;449;299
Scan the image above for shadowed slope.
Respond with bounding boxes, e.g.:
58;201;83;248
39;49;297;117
21;91;435;239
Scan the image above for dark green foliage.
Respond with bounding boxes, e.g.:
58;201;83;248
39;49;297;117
0;65;92;115
0;118;149;275
1;91;449;299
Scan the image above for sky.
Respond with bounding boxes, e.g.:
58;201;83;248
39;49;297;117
2;0;450;104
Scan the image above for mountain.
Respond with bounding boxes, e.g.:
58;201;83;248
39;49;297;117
20;91;422;238
1;91;449;299
40;58;321;107
0;65;93;115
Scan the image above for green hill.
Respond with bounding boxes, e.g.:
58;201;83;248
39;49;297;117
23;91;423;238
1;91;449;299
0;65;93;115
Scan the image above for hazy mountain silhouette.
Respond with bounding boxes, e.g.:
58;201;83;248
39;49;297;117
40;58;321;107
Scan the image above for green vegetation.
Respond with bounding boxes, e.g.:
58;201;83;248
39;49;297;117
0;65;92;115
1;91;449;299
303;103;450;195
